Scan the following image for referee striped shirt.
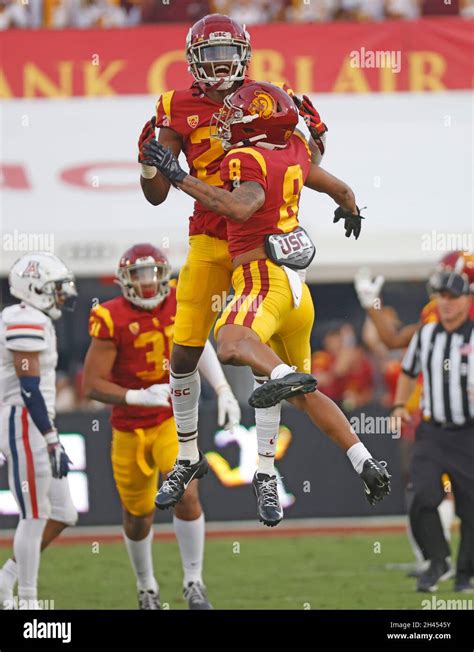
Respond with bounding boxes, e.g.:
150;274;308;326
402;318;474;426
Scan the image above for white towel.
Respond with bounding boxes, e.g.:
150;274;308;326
282;266;303;309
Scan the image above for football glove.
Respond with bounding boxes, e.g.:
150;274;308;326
138;116;156;163
354;268;385;309
333;206;365;240
142;139;187;187
125;384;171;408
216;384;241;432
44;430;71;479
294;94;328;140
360;458;391;506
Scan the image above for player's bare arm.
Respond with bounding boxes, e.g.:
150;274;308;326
366;312;419;350
83;337;126;404
139;124;183;206
304;164;357;213
178;176;265;223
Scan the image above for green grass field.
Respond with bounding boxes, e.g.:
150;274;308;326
0;532;465;610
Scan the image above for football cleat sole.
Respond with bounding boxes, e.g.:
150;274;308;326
248;372;317;408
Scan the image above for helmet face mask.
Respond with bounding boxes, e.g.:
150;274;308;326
9;252;77;320
117;245;171;310
186;14;251;91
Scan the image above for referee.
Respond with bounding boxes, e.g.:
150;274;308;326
392;269;473;593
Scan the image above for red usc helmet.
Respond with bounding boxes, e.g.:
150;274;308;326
211;81;299;150
438;251;474;285
116;244;171;310
186;14;251;90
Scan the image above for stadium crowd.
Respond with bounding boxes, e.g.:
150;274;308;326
1;0;472;29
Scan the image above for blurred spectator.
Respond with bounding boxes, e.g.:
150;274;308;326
421;0;459;15
0;0;31;29
334;0;386;21
311;322;374;410
385;0;421;18
51;0;140;28
141;0;209;23
285;0;338;23
212;0;283;24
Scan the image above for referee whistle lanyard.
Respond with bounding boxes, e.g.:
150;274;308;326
133;428;155;477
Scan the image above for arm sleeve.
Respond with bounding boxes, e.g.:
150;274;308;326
88;304;116;341
401;329;422;378
198;340;229;392
220;150;268;192
19;376;53;435
3;305;47;352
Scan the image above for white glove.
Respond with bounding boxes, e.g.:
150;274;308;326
354;268;385;309
125;384;170;407
216;384;241;432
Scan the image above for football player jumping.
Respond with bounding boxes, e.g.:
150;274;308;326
142;82;391;515
83;243;240;609
0;253;78;609
139;13;327;526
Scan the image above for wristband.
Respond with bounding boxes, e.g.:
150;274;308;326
44;430;59;445
141;164;157;179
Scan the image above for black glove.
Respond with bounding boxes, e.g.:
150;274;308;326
47;442;71;479
142;138;187;187
360;458;391;506
333;206;365;240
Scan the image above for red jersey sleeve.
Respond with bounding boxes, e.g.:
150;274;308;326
155;90;175;129
89;304;118;343
220;149;268;192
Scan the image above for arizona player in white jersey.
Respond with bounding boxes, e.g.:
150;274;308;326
0;252;78;609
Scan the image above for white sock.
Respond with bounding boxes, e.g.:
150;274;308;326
123;529;157;592
1;558;18;589
346;442;372;474
173;513;204;587
170;368;200;463
14;518;46;605
438;498;455;542
270;364;294;380
254;377;281;477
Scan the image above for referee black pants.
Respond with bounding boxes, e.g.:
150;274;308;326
409;421;474;578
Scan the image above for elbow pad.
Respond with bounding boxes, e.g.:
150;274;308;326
19;376;53;435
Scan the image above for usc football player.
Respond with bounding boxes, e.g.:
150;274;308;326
83;244;240;609
143;82;391;522
138;14;327;526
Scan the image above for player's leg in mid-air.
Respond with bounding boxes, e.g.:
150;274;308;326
112;417;212;610
215;261;391;509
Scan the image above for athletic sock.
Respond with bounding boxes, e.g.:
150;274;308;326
173;513;204;587
270;364;294;380
0;558;18;589
14;518;46;608
170;368;200;463
346;442;372;474
123;529;157;592
254;377;281;476
438;498;455;542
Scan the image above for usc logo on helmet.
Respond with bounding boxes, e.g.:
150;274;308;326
248;91;275;120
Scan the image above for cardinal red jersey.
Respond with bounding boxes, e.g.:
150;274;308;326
155;80;295;242
220;131;311;258
88;287;176;431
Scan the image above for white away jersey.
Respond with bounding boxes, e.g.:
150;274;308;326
0;303;57;419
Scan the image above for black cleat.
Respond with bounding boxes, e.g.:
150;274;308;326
454;574;474;593
183;581;213;610
360;458;391;505
155;451;209;510
252;472;283;527
417;559;452;592
138;588;161;610
249;372;317;408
